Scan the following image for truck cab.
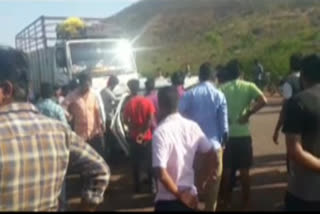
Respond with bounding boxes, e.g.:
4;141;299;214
55;38;139;95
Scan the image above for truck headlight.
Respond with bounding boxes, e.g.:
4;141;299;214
115;41;133;69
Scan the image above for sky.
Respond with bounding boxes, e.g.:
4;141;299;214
0;0;138;46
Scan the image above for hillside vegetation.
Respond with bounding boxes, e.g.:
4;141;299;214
105;0;320;82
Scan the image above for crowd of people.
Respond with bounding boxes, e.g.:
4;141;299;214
0;45;320;212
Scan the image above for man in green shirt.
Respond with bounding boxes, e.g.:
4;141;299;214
219;60;267;210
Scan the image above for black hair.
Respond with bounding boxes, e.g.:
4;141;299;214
216;64;224;72
300;54;320;84
40;82;54;99
127;79;140;94
108;75;119;87
290;52;303;72
225;59;241;81
145;77;155;92
217;69;228;84
0;47;29;101
78;72;92;85
158;86;179;113
61;85;70;97
69;79;79;91
199;62;216;82
53;85;61;92
171;71;185;86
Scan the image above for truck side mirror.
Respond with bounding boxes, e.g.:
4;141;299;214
56;48;67;68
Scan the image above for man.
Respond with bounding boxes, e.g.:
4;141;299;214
220;60;267;210
100;75;119;125
37;83;68;126
63;72;105;158
273;53;303;144
253;59;264;90
282;54;320;211
0;47;110;211
100;75;119;162
273;53;303;175
53;85;64;105
153;86;219;211
123;79;156;193
179;62;228;211
171;71;185;98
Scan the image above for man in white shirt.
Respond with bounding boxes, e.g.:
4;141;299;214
152;86;219;211
100;75;119;162
100;75;119;124
273;53;302;180
273;53;302;145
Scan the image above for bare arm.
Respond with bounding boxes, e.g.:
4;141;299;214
154;167;180;198
152;132;198;209
249;95;268;116
286;134;320;173
140;114;154;134
94;98;104;134
218;96;229;147
273;100;286;144
239;95;268;124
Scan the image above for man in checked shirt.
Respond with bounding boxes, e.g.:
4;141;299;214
0;47;110;211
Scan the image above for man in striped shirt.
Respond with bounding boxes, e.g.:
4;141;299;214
0;47;110;211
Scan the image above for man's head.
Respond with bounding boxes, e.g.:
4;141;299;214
127;79;140;95
171;71;185;86
69;79;79;92
217;69;227;85
53;85;62;97
254;59;259;65
40;83;54;99
158;86;179;120
107;75;119;90
78;72;92;94
145;77;155;93
0;47;29;106
300;54;320;89
216;64;224;72
225;59;241;81
290;52;303;73
61;85;70;97
199;62;216;82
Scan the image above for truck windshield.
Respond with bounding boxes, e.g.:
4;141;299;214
69;40;135;76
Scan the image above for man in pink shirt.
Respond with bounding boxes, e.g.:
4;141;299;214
152;86;219;211
63;72;105;158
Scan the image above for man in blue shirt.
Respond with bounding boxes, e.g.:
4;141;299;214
179;62;229;211
37;83;69;126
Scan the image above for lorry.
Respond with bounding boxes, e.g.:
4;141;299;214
15;16;139;156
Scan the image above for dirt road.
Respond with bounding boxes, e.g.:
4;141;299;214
67;97;288;211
